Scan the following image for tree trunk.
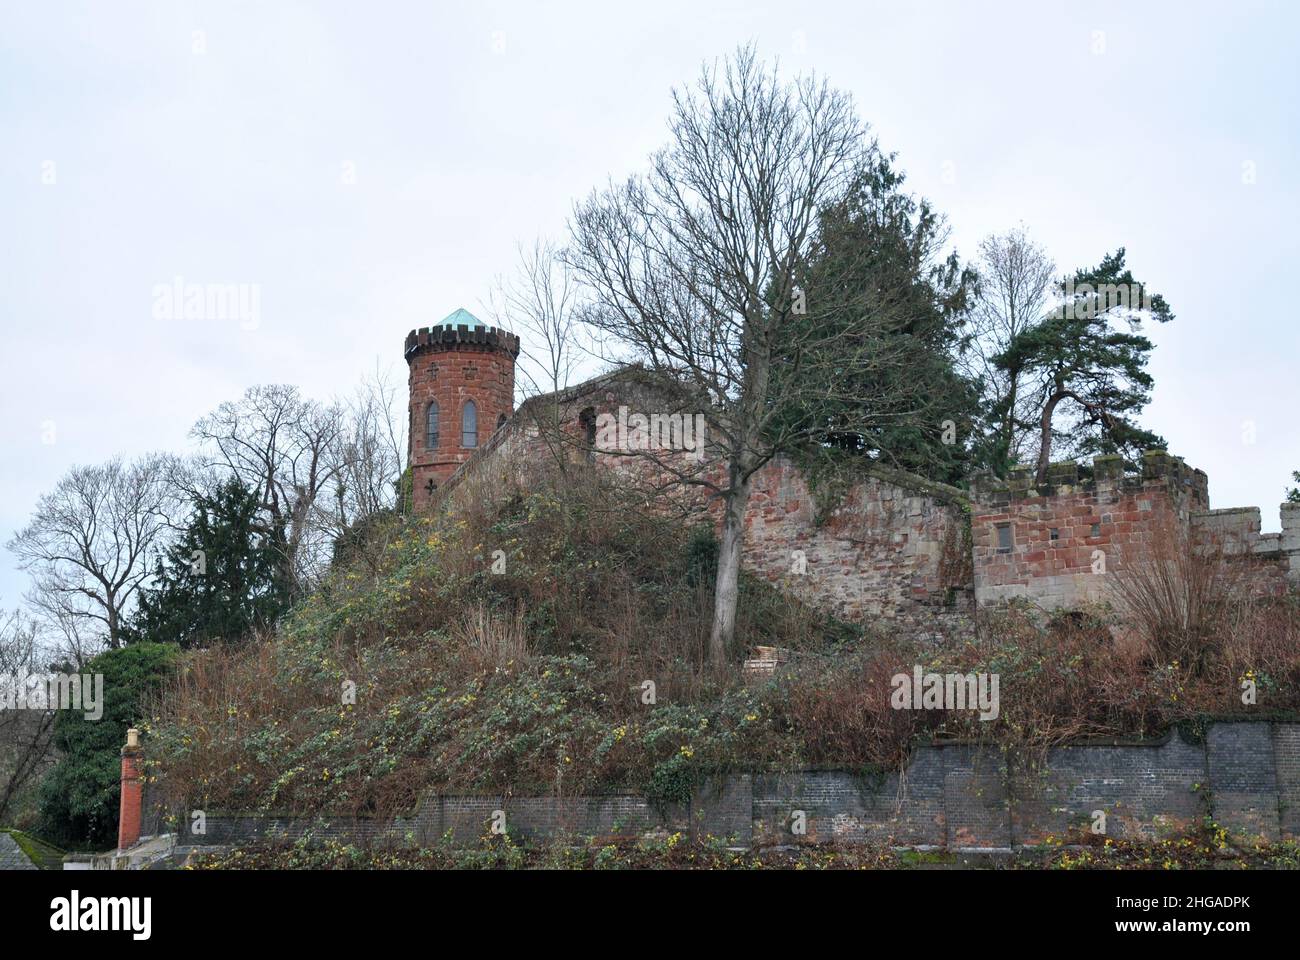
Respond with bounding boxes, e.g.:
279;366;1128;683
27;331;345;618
708;466;752;667
1035;389;1066;485
998;376;1019;474
106;604;122;649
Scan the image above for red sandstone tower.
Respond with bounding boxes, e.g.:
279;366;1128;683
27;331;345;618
406;308;520;510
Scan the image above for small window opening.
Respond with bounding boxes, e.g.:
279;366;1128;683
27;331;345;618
578;407;597;462
462;400;478;448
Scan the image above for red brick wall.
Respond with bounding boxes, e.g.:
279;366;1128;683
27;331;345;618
971;453;1208;609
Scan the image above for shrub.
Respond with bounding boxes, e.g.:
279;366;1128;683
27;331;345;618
38;642;180;849
1110;515;1249;675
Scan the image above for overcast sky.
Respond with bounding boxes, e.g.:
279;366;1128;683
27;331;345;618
2;0;1297;605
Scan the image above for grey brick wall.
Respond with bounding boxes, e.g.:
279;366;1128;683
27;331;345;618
1275;724;1300;838
182;722;1298;851
428;795;670;844
1206;722;1280;840
690;774;752;846
1008;733;1206;844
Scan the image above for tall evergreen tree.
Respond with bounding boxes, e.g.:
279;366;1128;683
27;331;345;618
771;152;980;485
129;479;290;648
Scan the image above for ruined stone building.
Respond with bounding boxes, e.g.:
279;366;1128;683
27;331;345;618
407;310;1300;627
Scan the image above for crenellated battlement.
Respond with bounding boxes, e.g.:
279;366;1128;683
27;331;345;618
405;322;521;359
969;450;1209;513
968;449;1298;608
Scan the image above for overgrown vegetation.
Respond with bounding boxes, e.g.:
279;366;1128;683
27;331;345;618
1;827;66;869
145;456;1300;827
198;832;898;870
1033;818;1300;871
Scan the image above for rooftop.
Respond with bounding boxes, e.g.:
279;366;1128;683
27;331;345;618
437;307;484;329
0;828;65;870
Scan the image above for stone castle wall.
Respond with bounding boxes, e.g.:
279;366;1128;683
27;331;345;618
422;354;1298;622
738;458;972;625
969;451;1206;609
434;368;974;626
1192;502;1300;591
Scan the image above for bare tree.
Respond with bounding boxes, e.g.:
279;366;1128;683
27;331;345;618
487;238;583;402
1111;517;1249;676
0;607;56;825
37;603;101;670
484;237;595;475
321;365;408;541
7;454;178;650
967;227;1056;472
191;385;344;594
567;48;895;664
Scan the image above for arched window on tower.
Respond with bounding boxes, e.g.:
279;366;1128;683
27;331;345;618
462;400;478;448
426;401;439;450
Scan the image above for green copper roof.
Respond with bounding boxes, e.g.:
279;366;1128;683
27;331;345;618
438;307;483;328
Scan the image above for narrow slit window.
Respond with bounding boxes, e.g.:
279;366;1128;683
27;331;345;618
426;401;439;450
996;523;1013;552
462;400;478;448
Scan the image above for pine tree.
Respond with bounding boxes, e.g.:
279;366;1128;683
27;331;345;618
995;249;1173;484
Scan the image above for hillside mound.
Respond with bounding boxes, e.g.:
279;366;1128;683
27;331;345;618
145;458;1300;821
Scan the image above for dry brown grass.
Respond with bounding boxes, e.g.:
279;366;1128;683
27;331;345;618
451;602;531;671
1110;514;1251;675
